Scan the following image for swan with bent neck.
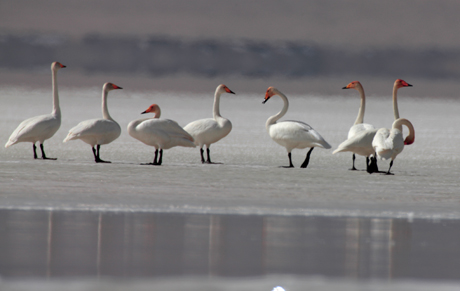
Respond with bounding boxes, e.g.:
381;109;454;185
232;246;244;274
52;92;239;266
372;118;415;175
5;61;66;160
263;86;331;168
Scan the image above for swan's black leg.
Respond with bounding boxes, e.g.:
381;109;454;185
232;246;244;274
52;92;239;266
200;148;206;163
153;149;159;164
282;152;294;168
157;149;163;165
385;160;394;175
92;146;97;162
95;144;110;163
300;147;314;168
40;143;56;160
350;153;357;170
206;148;212;164
33;144;38;159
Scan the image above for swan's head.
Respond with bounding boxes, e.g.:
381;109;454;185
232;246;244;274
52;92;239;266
404;135;415;145
141;104;161;118
263;86;280;104
103;82;123;91
217;84;235;95
395;79;412;89
342;81;361;90
51;62;66;71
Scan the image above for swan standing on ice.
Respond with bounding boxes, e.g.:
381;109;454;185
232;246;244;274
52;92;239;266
372;118;415;175
5;61;66;159
333;79;412;173
127;104;196;165
63;83;122;163
262;87;331;168
338;81;375;170
184;84;235;164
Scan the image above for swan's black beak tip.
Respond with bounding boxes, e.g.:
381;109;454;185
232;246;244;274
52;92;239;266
342;86;348;89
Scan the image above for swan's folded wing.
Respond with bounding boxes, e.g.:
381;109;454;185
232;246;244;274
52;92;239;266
64;119;116;141
7;114;58;144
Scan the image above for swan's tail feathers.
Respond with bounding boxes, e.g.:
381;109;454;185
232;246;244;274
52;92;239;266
5;139;15;148
321;140;332;149
63;133;77;143
332;147;344;155
177;138;196;148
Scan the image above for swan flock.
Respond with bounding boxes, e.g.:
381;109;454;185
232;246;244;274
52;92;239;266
4;62;416;174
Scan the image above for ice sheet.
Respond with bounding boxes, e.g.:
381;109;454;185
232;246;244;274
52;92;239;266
1;86;459;219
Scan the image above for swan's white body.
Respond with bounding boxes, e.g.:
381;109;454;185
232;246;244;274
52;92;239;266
372;118;415;174
63;82;122;163
263;87;331;168
5;62;66;159
128;104;195;165
184;84;235;163
333;128;379;157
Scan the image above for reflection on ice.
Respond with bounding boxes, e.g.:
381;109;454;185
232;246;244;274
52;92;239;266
0;209;459;282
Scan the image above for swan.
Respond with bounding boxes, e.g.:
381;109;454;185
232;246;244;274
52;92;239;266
5;61;66;159
333;79;413;173
63;82;122;163
392;79;412;120
127;104;196;165
262;87;331;168
372;118;415;175
183;84;235;163
339;81;375;170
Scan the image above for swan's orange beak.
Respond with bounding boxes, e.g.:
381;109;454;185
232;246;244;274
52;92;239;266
112;84;123;90
224;87;235;94
263;91;272;104
60;63;66;68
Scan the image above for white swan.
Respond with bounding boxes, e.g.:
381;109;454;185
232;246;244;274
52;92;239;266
5;61;66;159
339;81;375;170
183;84;235;163
333;79;413;173
372;118;415;175
263;87;331;168
63;83;122;163
392;79;413;120
127;104;196;165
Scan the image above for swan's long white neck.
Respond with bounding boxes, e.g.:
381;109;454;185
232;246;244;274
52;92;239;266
51;68;60;117
213;88;223;120
266;91;289;130
102;89;113;121
354;85;366;125
392;84;400;120
393;118;415;144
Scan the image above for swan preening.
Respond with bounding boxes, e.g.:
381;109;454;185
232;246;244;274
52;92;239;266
333;79;413;174
5;61;66;159
127;104;195;165
372;118;415;175
183;84;235;164
262;87;331;168
63;82;123;163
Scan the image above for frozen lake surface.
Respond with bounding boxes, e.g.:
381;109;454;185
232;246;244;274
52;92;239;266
0;85;459;218
1;85;460;290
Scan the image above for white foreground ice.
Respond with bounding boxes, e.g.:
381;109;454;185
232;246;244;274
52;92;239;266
0;85;459;219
